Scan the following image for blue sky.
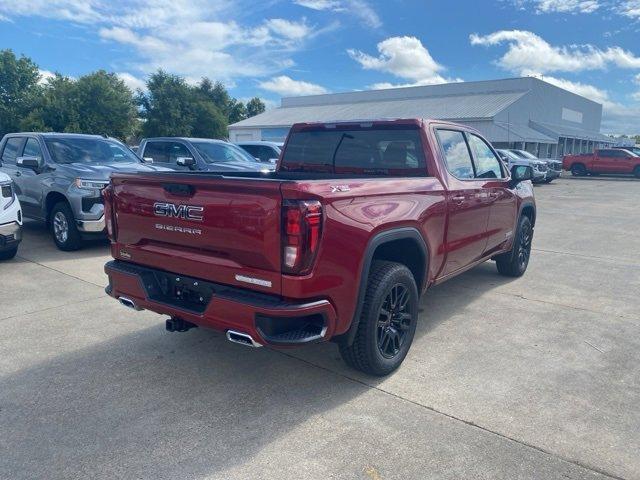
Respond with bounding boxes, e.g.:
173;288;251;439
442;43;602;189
1;0;639;133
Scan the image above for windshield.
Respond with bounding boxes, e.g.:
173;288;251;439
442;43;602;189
45;138;140;164
192;142;259;164
511;149;537;160
498;149;520;161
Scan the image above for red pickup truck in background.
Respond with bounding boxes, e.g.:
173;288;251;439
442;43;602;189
563;148;640;177
103;119;536;375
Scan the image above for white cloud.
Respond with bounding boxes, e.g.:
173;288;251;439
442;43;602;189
348;36;459;87
533;0;600;13
0;1;328;86
259;75;328;96
116;72;147;91
470;30;640;75
38;69;56;85
265;18;312;40
294;0;380;27
294;0;343;11
619;0;640;18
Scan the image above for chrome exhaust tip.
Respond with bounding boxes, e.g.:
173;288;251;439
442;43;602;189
226;330;262;348
118;296;142;311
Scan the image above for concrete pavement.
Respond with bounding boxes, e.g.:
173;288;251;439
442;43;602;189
1;176;638;479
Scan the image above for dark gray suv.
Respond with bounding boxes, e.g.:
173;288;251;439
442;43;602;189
0;133;166;251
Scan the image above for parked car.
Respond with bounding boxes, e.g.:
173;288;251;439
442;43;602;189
0;133;169;251
104;118;536;376
138;138;274;172
0;172;22;260
613;145;640;156
563;148;640;178
509;149;562;183
235;141;283;164
496;149;547;183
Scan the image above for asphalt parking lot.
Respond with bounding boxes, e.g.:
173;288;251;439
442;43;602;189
1;176;638;480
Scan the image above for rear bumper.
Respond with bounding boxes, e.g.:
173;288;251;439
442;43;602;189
0;221;22;251
104;260;337;347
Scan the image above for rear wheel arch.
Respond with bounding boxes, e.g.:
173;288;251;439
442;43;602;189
341;227;429;346
520;203;536;227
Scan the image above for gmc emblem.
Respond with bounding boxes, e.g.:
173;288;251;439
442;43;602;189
153;202;204;221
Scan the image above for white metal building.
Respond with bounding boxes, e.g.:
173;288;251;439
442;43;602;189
229;77;613;159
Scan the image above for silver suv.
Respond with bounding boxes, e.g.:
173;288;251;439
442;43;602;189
0;133;166;251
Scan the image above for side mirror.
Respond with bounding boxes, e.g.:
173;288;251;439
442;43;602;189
268;158;278;164
17;156;42;171
142;157;154;164
510;165;533;187
176;157;196;168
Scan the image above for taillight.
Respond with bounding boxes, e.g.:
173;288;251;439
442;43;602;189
102;185;116;241
282;200;323;275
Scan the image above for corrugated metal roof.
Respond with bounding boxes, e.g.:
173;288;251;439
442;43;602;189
230;91;528;129
466;121;556;143
530;121;612;143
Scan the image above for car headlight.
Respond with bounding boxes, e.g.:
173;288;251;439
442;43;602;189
75;178;109;190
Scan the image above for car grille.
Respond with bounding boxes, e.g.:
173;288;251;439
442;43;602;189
538;164;548;172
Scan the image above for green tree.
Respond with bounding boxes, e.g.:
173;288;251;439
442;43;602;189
74;70;137;139
246;97;266;118
0;49;41;137
21;74;79;133
138;71;196;137
139;71;228;138
23;71;136;140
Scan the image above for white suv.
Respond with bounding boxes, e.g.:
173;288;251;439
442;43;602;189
0;172;22;260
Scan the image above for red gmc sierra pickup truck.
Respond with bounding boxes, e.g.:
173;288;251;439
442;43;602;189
104;119;536;375
563;148;640;177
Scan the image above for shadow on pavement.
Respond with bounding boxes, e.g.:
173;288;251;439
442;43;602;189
0;260;519;480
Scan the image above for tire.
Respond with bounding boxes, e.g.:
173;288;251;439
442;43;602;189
495;215;533;277
570;164;587;176
544;178;553;184
634;166;640;179
0;247;18;260
50;202;82;251
339;261;419;376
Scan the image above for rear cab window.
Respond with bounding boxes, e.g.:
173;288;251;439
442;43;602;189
281;126;428;176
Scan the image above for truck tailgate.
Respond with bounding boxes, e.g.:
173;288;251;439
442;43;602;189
109;173;283;294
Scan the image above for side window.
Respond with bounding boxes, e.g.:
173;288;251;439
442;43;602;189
1;137;24;165
436;129;474;180
467;134;504;179
23;138;43;158
143;142;169;163
241;145;260;159
599;150;613;157
167;142;191;164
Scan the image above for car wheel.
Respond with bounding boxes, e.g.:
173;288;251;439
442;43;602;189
51;202;82;251
634;166;640;179
571;164;587;176
495;215;533;277
0;247;18;260
544;178;553;183
339;261;419;376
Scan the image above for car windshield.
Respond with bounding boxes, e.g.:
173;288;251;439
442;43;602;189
45;137;139;164
498;150;520;160
511;149;537;160
192;142;259;164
